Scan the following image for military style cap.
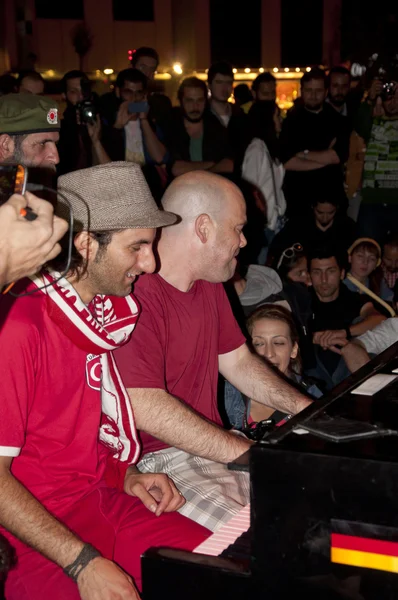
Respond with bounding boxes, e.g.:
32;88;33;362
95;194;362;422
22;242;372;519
0;93;60;135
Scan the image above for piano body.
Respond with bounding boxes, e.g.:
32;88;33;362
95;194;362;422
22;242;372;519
142;341;398;599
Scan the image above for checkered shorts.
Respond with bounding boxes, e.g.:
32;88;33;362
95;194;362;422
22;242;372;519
137;447;250;532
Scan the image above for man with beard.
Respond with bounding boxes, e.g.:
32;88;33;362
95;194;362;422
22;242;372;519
279;68;350;216
0;93;59;170
326;66;352;119
0;162;208;600
380;232;398;301
168;77;234;178
355;77;398;241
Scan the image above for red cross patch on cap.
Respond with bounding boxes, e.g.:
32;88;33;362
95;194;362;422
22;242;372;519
47;108;58;125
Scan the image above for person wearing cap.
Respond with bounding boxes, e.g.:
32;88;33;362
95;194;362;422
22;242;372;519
0;162;209;600
343;238;395;317
0;93;59;169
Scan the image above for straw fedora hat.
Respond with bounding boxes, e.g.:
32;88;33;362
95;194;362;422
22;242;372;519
57;162;177;231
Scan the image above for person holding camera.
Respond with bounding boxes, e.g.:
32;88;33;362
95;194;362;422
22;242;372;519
100;68;169;201
57;70;110;176
355;73;398;242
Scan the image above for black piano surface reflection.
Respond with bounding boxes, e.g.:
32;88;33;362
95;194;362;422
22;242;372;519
142;341;398;600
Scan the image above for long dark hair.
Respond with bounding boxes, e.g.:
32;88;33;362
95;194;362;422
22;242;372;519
246;100;280;161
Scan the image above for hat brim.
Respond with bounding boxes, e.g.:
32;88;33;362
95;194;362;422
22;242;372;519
130;209;179;229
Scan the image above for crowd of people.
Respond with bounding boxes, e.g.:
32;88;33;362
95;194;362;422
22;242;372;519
0;44;398;600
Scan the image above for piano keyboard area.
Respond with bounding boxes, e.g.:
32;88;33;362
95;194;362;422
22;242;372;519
193;504;251;557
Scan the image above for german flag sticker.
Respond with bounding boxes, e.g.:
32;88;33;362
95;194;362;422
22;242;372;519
331;532;398;574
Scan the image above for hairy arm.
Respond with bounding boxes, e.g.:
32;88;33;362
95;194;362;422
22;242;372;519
341;340;371;372
350;303;386;337
219;344;312;415
171;160;216;177
128;388;252;464
0;457;84;568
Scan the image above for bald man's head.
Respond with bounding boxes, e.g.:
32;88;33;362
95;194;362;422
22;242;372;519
162;171;244;227
160;171;247;283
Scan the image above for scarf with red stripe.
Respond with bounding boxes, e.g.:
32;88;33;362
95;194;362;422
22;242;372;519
31;271;141;468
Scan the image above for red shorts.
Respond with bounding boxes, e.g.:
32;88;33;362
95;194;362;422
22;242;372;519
5;486;209;600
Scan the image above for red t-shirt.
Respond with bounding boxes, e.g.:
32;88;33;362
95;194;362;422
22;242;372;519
0;284;108;520
114;275;245;455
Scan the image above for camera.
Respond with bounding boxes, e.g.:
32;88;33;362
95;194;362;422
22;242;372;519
76;99;97;125
75;77;97;125
381;81;396;101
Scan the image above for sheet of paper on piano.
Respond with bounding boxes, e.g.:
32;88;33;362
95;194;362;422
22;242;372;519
193;504;250;556
350;373;397;396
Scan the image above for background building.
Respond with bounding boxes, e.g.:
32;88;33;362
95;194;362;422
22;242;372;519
1;0;342;74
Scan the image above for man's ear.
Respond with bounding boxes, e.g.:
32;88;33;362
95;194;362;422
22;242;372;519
74;231;98;263
115;87;121;99
340;268;346;280
195;213;212;244
0;134;15;161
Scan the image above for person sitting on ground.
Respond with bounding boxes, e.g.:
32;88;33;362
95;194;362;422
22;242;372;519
268;187;356;265
225;304;322;431
341;316;398;373
380;232;398;303
242;100;286;262
344;238;395;317
274;244;315;372
114;171;312;533
308;246;386;389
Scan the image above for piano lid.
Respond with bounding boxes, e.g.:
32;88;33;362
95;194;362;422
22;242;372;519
252;341;398;463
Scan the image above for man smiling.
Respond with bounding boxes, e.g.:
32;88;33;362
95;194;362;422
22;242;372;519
0;162;208;600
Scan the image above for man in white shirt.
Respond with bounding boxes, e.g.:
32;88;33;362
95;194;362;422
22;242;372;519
341;317;398;372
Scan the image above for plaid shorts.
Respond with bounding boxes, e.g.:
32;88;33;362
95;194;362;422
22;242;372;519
138;447;250;532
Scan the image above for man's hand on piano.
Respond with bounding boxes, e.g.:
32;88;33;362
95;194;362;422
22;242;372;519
313;330;349;352
124;467;185;517
78;556;140;600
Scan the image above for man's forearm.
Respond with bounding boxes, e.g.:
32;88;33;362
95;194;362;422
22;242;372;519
141;119;167;164
350;314;385;337
0;470;84;568
209;158;234;173
299;149;339;165
341;340;370;372
220;350;312;415
128;388;251;464
171;160;216;177
284;156;325;171
92;140;111;166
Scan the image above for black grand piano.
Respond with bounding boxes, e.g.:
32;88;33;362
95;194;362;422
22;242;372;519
142;341;398;600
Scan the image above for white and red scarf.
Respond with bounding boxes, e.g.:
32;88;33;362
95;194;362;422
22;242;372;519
30;271;141;466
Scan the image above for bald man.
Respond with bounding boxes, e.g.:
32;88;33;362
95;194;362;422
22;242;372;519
114;171;312;532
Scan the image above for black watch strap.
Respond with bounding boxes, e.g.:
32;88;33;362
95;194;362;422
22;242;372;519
63;543;101;583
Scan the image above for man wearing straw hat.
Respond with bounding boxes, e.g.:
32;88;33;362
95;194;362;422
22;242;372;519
0;162;208;600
